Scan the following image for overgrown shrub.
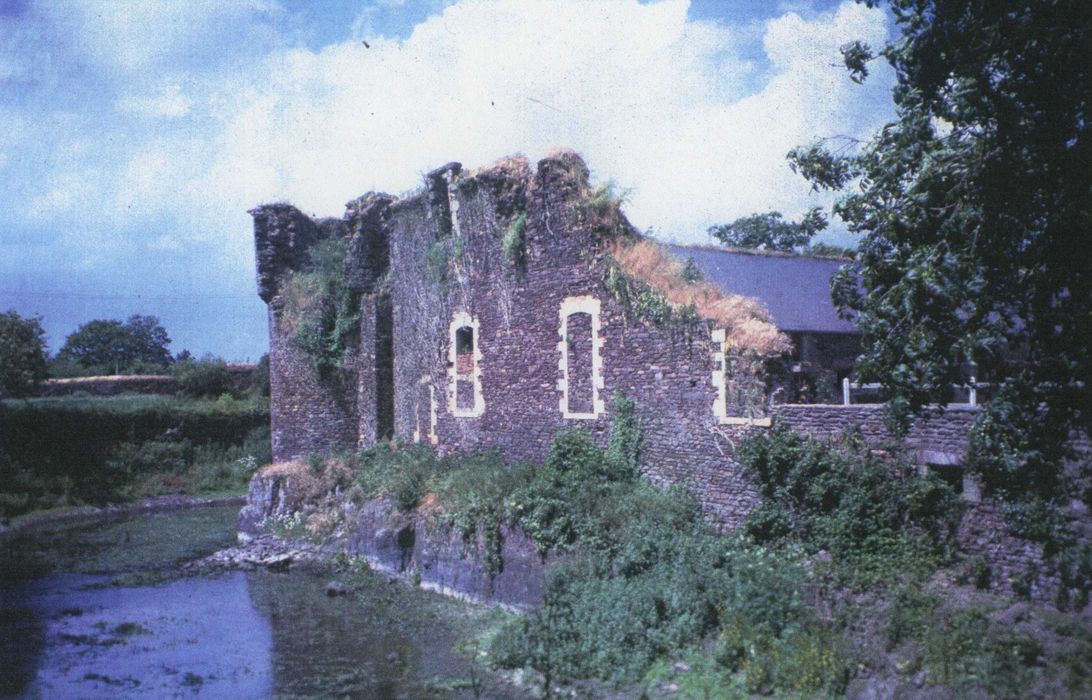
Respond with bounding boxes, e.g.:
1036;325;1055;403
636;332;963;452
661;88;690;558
738;425;964;585
491;404;849;692
282;238;362;378
350;442;440;512
431;452;534;575
174;356;236;398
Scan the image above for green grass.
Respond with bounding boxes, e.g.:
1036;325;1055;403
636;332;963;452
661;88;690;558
0;393;270;517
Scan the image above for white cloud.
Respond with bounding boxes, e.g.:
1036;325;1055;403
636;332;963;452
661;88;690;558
15;0;894;267
24;174;93;223
198;0;892;242
39;0;289;74
116;83;194;118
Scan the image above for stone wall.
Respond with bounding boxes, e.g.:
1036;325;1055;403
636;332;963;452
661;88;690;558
772;403;977;465
251;151;1087;559
253;152;765;527
253;201;390;462
376;152;763;527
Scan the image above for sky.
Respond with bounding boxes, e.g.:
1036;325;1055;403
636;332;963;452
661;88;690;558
0;0;897;361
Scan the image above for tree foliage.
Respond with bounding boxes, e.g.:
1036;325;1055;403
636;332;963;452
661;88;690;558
707;208;827;252
789;1;1091;510
0;310;48;398
56;314;172;374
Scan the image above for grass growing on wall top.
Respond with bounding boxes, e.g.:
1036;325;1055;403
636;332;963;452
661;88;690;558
607;239;790;356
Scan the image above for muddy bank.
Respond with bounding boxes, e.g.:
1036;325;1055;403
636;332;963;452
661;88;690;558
1;494;246;539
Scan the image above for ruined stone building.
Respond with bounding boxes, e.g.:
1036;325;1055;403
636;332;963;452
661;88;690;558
251;150;1089;598
251;151;948;526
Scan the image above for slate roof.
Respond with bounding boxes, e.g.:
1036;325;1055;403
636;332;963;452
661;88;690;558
666;245;858;334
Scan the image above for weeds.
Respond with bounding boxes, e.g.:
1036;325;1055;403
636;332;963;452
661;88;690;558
282;238;362;378
607;239;789;355
737;425;964;587
501;212;526;264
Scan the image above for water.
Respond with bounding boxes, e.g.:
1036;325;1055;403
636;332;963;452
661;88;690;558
1;507;523;698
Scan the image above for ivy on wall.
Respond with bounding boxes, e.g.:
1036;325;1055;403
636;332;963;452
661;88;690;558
281;238;363;378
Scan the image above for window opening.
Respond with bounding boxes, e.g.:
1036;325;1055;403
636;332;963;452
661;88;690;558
566;312;594;414
712;328;770;426
558;296;604;419
448;312;483;417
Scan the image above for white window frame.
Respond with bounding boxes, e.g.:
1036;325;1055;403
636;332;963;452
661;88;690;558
712;328;771;427
558;296;605;419
448;311;484;417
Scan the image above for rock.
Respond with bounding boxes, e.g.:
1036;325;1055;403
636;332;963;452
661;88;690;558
265;554;293;572
325;581;351;596
845;677;898;700
672;661;690;673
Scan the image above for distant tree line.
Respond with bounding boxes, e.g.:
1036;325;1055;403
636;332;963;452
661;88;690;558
0;310;267;399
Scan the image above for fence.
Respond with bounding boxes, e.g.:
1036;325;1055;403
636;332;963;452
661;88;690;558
840;377;989;407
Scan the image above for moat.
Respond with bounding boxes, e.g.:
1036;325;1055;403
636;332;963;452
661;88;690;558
0;506;523;698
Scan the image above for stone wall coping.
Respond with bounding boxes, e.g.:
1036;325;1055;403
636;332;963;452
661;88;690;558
775;403;980;412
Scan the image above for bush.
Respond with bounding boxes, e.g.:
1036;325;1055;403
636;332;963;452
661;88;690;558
738;425;964;585
174;356;237;398
431;451;533;575
0;395;269;514
350;442;440;512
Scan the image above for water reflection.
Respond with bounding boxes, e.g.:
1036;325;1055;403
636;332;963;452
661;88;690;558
0;507;525;699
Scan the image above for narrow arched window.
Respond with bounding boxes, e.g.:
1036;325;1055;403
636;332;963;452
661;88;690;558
448;311;483;417
559;296;604;418
712;328;770;426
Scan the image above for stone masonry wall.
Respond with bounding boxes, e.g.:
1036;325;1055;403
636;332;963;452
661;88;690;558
253;201;390;462
772;404;977;464
253;150;1088;577
382;152;761;527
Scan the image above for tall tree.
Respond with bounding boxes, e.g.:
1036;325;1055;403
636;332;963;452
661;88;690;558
790;1;1091;517
707;208;827;252
57;315;173;373
0;310;48;398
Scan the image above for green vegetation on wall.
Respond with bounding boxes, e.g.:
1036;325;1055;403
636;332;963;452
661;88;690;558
501;212;526;265
604;264;697;327
282;238;363;378
737;425;964;587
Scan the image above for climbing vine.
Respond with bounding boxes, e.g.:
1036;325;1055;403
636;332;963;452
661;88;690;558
604;264;699;328
282;238;362;379
502;211;527;265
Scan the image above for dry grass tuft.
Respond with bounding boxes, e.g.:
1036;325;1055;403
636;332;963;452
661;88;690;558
259;458;353;510
465;153;531;181
610;239;790;356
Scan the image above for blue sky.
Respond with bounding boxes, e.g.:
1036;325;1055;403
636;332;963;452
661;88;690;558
0;0;896;361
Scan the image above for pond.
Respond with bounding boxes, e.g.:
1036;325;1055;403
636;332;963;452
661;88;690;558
0;506;523;698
